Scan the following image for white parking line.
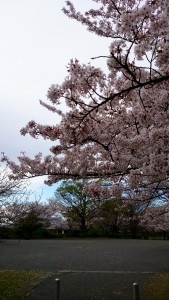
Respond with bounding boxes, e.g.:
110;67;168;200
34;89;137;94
57;270;154;274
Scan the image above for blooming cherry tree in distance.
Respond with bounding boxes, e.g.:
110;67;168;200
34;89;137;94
2;1;169;217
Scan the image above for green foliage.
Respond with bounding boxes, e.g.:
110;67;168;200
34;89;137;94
99;198;124;234
0;226;11;239
56;180;95;237
15;210;43;239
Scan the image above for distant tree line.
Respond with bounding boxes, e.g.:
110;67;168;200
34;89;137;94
1;175;169;240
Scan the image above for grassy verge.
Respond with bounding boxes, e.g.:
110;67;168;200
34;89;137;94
0;270;44;300
141;273;169;300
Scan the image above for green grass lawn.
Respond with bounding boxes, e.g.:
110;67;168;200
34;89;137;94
0;270;43;300
141;273;169;300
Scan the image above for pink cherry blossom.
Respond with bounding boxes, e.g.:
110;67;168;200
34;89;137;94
1;1;169;223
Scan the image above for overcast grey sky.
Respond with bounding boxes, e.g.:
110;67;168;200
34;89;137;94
0;0;110;200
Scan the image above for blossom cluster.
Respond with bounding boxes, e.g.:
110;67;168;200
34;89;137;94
2;0;169;225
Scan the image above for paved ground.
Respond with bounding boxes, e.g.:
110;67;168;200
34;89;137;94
0;238;169;299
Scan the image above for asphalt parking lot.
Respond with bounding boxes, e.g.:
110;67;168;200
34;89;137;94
0;238;169;299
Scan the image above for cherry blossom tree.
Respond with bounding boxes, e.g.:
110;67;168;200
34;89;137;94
2;1;169;221
1;198;64;237
0;166;28;203
0;166;30;226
